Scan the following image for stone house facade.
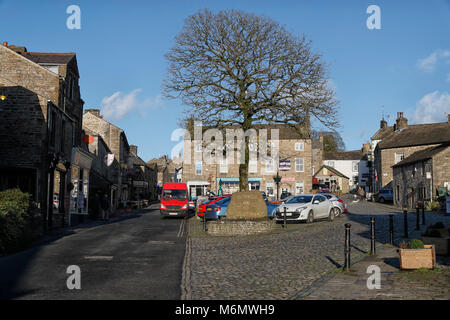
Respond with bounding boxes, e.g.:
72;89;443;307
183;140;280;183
392;143;450;209
181;124;313;200
0;43;91;229
129;145;158;201
313;165;350;193
82;109;132;207
372;112;450;193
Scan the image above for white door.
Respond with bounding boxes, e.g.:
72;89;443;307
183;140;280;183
313;195;328;218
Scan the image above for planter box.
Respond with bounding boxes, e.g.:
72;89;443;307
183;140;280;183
398;245;436;270
421;237;450;256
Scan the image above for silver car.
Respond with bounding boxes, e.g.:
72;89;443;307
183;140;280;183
320;193;346;217
275;194;335;223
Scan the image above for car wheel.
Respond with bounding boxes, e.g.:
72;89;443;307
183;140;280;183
306;211;314;224
379;197;385;203
328;208;335;222
334;207;341;217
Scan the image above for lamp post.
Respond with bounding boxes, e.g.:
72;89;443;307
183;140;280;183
273;171;281;201
0;95;6;101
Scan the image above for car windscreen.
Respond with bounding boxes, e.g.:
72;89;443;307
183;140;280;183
286;195;313;204
162;189;187;200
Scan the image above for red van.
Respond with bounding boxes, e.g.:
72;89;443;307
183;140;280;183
160;182;189;217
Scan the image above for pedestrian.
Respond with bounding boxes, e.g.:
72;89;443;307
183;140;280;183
358;186;366;201
100;194;110;221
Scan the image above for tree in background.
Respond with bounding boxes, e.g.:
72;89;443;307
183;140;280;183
312;130;346;152
163;9;339;191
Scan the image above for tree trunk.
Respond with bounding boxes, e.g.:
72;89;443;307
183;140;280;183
239;115;251;192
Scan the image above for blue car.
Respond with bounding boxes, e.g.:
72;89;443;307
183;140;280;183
205;197;231;220
205;197;279;220
266;200;280;219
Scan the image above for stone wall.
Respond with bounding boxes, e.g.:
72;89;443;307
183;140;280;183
206;219;276;236
432;146;450;194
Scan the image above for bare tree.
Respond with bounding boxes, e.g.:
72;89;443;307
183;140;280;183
163;9;339;191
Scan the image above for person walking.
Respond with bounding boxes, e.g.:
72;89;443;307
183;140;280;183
100;194;110;221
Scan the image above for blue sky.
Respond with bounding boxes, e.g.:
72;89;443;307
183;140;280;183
1;0;449;161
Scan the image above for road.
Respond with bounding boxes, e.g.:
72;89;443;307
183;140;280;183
0;205;188;300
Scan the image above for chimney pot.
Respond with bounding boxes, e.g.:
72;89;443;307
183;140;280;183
395;112;408;130
2;42;7;46
130;145;138;156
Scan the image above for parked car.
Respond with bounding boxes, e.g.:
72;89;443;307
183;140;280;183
205;196;281;220
376;189;393;203
205;197;232;220
197;196;228;217
275;194;335;223
280;192;292;200
320;193;347;216
160;182;189;218
312;183;330;193
266;199;280;219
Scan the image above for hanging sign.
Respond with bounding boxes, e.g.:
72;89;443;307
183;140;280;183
104;153;114;167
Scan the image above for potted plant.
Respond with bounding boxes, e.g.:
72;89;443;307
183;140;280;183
430;201;441;212
398;239;436;270
421;222;450;256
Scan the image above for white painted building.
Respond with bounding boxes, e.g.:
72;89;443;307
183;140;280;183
322;150;369;191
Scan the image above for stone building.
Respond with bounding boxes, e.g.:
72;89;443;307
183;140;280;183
0;42;92;229
128;145;157;201
181;124;313;200
313;165;350;193
82;109;133;207
372;112;450;193
322;149;369;191
82;128;119;217
392;143;450;209
147;156;172;193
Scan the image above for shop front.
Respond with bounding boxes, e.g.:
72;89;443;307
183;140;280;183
69;147;94;225
215;177;262;194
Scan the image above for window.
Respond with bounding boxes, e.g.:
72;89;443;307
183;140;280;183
219;159;228;173
266;182;274;196
49;110;57;147
60;119;66;154
266;158;274;173
352;161;358;172
295;158;304;172
295;142;304;151
195;161;202;175
295;181;304;194
249;160;258;173
394;152;404;164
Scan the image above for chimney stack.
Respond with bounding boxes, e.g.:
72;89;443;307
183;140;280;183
130;145;138;156
84;109;101;118
395;112;408;131
380;119;387;129
2;42;7;46
448;114;450;123
362;142;370;155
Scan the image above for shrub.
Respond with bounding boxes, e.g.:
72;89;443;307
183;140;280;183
0;189;37;255
399;241;409;249
409;239;425;249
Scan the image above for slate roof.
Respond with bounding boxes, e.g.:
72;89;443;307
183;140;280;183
392;143;450;168
20;52;76;65
323;150;364;161
313;165;349;179
376;121;450;150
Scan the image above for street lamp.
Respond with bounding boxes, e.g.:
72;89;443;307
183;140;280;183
0;95;6;101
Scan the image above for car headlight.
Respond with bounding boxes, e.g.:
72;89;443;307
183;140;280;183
295;206;307;212
182;204;188;209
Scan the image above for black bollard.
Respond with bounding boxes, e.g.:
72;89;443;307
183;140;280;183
283;206;287;229
421;204;426;225
403;210;408;238
415;207;420;230
344;223;351;270
203;214;207;232
389;214;394;245
370;217;376;255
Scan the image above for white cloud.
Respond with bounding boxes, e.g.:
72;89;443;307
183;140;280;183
411;91;450;124
100;89;163;121
417;49;450;72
